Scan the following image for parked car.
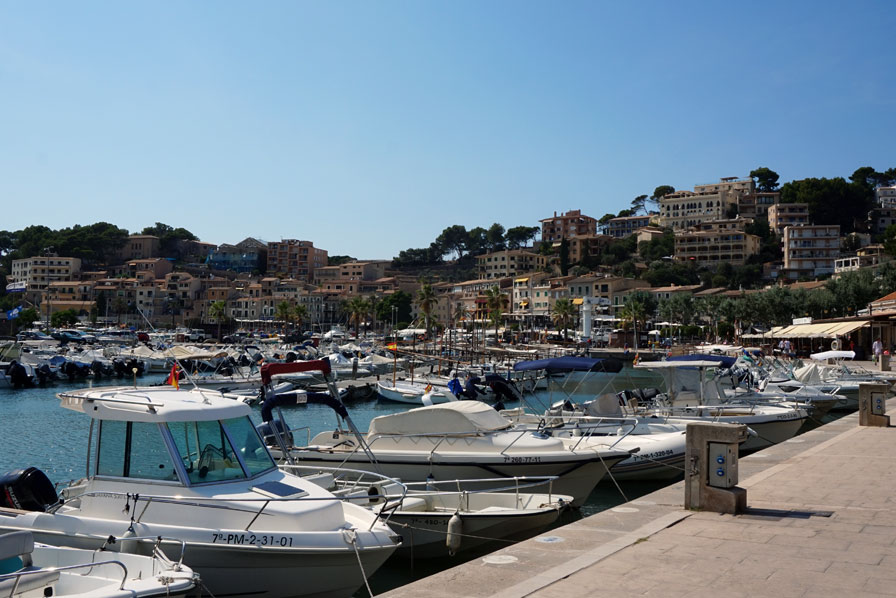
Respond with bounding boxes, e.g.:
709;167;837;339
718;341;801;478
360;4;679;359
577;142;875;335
51;329;96;344
16;330;54;342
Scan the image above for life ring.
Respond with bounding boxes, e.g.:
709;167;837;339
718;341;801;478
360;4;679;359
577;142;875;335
831;339;841;351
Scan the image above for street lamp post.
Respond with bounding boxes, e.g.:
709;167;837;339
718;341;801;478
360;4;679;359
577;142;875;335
43;246;53;332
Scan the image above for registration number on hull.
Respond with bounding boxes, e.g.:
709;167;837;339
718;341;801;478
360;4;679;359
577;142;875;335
211;533;294;547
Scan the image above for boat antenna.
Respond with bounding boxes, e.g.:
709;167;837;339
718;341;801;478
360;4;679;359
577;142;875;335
134;305;200;390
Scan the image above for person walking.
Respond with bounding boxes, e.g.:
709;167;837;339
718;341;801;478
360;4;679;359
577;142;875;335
873;337;883;363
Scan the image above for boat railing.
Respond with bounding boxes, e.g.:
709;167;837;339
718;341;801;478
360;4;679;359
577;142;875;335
98;534;189;568
67;487;393;532
1;559;131;594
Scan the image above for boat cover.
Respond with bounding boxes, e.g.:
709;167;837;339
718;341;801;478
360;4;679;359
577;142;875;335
665;354;737;368
368;401;511;436
512;356;623;373
809;350;856;361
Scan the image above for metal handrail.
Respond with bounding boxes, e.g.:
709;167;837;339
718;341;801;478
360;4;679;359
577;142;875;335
1;560;129;595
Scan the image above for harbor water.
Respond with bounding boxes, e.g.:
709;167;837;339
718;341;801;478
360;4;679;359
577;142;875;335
0;373;676;595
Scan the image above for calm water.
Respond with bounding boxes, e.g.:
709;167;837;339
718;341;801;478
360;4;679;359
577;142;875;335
0;375;675;596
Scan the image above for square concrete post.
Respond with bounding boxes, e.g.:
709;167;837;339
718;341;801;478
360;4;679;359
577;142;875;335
880;354;891;372
685;422;748;514
859;382;891;427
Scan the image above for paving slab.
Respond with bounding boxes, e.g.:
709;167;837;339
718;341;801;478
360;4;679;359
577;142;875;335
379;395;896;598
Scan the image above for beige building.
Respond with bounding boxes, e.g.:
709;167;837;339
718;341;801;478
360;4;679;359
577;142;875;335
563;234;614;266
540;210;597;242
314;261;390;290
877;186;896;208
674;229;760;268
267;239;328;282
869;208;896;235
604;214;655;238
566;274;650;317
737;192;780;220
768;203;810;235
117;235;160;262
660;177;754;230
10;256;82;292
477;249;545;279
782;225;841;279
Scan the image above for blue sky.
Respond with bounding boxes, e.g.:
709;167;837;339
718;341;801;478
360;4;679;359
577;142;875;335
2;1;894;259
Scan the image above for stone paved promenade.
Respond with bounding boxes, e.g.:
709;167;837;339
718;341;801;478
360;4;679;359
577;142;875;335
382;395;896;598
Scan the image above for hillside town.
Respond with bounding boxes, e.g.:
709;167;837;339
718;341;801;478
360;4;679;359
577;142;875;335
4;169;896;354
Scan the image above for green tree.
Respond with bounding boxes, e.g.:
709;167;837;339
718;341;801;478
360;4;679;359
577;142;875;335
342;296;371;338
630;194;648;214
619;295;648;348
275;301;293;326
652;185;675;201
749;167;780;192
327;255;355;266
436;225;469;260
292;303;308;331
779;177;872;233
376;291;413;327
16;308;39;330
505;226;539;249
486;223;506;252
209;300;227;341
466;227;488;255
484;285;508;341
416;284;438;338
638;230;674;262
51;309;79;328
141;222;199;259
559;238;570;275
551;298;577;341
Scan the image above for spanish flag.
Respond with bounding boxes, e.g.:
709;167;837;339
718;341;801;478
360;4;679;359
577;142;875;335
386;343;397;351
166;364;180;390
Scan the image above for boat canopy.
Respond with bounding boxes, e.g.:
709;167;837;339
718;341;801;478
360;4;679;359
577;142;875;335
809;350;856;361
368;401;512;436
513;356;623;374
260;391;347;422
665;354;737;368
58;386;250;423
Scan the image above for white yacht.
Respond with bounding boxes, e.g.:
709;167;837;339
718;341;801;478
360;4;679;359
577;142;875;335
0;386;400;598
0;530;198;598
275;401;631;507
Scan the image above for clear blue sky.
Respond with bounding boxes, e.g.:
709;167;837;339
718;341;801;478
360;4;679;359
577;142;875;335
2;1;894;259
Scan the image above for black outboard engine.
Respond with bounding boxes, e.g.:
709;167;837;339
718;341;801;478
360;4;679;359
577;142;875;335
0;468;61;512
91;360;105;379
7;361;33;389
36;364;52;385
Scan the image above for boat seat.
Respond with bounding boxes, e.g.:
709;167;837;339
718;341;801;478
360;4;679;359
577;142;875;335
583;394;623;417
0;531;60;595
397;497;429;512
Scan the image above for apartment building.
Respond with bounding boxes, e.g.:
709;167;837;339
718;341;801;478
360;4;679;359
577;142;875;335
477;249;545;279
737;192;780;220
207;238;268;273
877;186;896;209
540;210;597;242
267;239;328;282
509;272;551;319
565;234;614;265
566;274;650;317
116;235;160;261
10;256;82;292
782;225;841;279
768;203;810;235
314;260;390;291
869;208;896;235
674;229;760;268
604;214;654;238
659;177;754;230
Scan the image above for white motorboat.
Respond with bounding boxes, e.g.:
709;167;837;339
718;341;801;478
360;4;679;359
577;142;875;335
281;465;571;559
633;360;809;452
513;356;663;398
0;385;400;598
270;400;630;507
0;531;198;598
376;379;456;405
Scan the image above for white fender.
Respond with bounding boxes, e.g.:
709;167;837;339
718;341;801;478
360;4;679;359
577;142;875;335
446;512;463;556
831;339;841;351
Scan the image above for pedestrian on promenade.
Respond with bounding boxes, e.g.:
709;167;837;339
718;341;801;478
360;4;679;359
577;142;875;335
873;337;883;363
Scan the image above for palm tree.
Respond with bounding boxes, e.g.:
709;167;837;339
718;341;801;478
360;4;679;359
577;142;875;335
275;301;292;330
292;303;308;332
343;296;371;338
551;298;577;341
485;286;508;343
416;284;437;339
209;300;226;342
619;296;647;349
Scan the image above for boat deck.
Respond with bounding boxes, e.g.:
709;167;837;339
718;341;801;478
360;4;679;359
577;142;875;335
381;396;896;598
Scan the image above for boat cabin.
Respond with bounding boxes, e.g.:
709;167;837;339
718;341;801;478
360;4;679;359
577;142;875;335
59;387;278;486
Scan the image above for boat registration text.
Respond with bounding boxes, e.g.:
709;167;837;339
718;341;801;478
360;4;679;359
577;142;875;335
212;533;294;547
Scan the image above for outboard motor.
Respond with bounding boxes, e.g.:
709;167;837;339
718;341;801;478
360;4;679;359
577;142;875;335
36;364;52;385
7;361;33;389
91;360;105;379
255;419;293;448
285;352;297;363
0;468;61;512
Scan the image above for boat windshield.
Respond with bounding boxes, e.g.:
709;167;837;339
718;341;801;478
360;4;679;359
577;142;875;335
96;421;179;481
167;416;275;484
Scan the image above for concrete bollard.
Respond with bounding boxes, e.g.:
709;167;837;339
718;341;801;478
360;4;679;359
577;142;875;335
858;382;891;427
685;422;748;514
880;354;891;372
